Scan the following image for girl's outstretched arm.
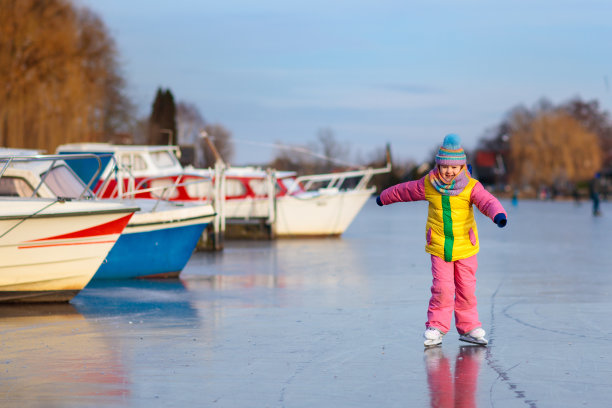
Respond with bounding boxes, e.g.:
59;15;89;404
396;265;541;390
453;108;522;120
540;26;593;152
378;177;426;205
471;182;507;227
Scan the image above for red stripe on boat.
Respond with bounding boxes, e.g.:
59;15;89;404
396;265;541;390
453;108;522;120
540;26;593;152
18;240;117;249
25;213;133;242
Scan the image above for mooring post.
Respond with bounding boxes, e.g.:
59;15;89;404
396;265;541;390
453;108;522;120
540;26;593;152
266;168;277;239
213;161;225;250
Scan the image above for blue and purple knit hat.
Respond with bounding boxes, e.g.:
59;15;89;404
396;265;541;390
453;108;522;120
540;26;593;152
435;134;466;166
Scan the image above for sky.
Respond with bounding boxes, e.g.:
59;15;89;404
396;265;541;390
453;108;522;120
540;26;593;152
78;0;612;166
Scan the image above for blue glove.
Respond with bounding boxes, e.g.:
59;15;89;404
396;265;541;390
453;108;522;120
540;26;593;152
493;213;507;228
376;196;383;206
467;164;473;176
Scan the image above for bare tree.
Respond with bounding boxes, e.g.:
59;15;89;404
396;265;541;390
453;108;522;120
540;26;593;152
0;0;132;152
176;102;205;145
270;128;353;174
508;109;602;189
176;102;205;165
316;128;350;173
270;142;320;174
561;98;612;169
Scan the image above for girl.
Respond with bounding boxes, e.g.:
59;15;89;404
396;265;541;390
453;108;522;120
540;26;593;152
376;134;507;347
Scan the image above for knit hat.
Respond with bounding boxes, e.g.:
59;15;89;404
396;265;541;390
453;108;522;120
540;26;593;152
435;134;466;165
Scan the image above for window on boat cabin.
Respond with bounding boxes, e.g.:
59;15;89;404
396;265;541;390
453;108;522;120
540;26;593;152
132;154;147;170
248;179;266;196
0;177;37;197
150;151;178;169
248;178;281;197
185;179;213;199
120;153;147;171
225;179;247;198
41;165;94;199
149;178;179;199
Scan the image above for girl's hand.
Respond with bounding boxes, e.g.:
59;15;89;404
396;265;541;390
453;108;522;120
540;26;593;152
493;213;507;228
376;196;383;206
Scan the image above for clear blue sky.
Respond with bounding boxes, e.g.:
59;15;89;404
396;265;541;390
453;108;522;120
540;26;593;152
78;0;612;166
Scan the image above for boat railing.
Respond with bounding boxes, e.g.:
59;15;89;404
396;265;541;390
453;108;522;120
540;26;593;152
0;153;104;200
132;173;212;200
128;173;214;211
94;156;214;209
287;162;392;196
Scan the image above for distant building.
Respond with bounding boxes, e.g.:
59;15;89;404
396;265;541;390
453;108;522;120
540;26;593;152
473;150;508;188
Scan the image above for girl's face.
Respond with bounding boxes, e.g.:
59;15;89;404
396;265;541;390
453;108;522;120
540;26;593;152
438;164;463;183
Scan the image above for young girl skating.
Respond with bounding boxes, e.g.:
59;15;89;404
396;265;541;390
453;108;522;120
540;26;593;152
376;134;507;347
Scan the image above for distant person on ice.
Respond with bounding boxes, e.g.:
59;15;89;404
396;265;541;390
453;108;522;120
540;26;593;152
376;134;507;347
590;172;603;216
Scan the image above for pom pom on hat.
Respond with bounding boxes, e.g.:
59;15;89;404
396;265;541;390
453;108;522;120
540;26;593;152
442;134;462;149
436;133;466;165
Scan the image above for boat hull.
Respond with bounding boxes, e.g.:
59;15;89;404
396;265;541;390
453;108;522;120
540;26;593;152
92;203;214;279
274;188;374;237
219;189;374;237
93;223;208;279
0;200;136;302
0;290;81;303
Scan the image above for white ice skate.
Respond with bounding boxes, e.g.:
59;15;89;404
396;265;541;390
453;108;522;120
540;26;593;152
459;327;488;345
423;327;445;347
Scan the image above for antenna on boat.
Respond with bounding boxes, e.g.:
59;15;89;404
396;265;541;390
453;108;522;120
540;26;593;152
200;130;225;166
384;143;393;171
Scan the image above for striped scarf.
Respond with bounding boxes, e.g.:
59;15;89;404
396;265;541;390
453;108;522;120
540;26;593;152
429;166;470;196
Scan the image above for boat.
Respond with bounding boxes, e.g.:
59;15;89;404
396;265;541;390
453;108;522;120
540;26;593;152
56;143;391;237
95;198;215;279
1;152;215;280
0;154;137;302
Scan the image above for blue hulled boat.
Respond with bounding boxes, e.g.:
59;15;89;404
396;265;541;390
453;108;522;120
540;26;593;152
94;199;214;279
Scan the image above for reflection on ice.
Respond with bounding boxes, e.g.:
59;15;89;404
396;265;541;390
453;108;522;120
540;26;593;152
181;237;378;310
74;279;198;319
182;274;288;290
0;303;129;404
424;346;485;408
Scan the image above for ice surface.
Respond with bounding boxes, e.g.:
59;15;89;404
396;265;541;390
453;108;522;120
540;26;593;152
1;198;611;407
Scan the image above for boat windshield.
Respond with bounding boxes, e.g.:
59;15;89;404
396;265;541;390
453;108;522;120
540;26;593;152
0;177;37;197
41;165;93;199
279;177;304;194
151;151;179;169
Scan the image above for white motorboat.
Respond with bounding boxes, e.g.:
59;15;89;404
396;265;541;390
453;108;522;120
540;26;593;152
0;154;137;301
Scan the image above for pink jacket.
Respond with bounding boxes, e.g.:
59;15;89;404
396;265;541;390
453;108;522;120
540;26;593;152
379;176;507;222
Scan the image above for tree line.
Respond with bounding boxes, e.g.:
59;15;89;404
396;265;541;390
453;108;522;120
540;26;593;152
0;0;133;153
475;98;612;194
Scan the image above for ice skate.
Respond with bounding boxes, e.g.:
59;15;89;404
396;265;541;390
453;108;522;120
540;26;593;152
459;327;488;346
423;327;445;347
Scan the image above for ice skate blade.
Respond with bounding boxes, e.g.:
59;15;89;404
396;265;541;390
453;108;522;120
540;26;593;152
459;335;488;346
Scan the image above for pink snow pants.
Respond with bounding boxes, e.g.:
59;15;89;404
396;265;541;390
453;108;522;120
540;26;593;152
426;254;481;334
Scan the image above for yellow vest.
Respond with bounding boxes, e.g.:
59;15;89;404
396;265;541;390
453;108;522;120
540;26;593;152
424;177;479;262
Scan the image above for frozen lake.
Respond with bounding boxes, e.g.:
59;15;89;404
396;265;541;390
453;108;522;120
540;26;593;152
1;197;611;407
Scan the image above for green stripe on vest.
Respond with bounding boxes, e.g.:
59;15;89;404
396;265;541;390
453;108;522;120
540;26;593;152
441;195;454;262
